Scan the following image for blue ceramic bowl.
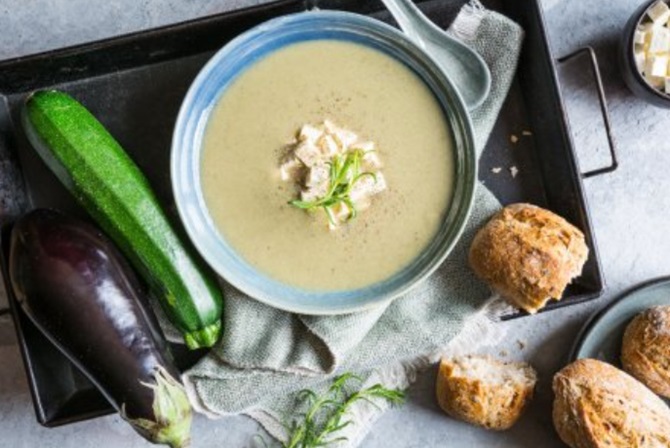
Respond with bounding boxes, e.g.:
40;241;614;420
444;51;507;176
171;10;476;315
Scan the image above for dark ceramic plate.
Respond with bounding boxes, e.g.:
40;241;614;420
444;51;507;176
570;277;670;405
0;0;605;427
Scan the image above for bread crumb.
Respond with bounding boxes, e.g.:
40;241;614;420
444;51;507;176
517;340;526;350
522;130;532;136
491;167;502;174
510;134;519;144
510;166;519;178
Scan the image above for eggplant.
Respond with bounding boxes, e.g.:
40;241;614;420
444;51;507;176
9;209;191;448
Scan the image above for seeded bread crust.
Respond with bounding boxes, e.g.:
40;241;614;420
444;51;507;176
435;355;537;431
552;359;670;448
469;203;588;314
621;306;670;398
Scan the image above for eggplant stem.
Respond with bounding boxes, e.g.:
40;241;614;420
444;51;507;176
123;366;192;448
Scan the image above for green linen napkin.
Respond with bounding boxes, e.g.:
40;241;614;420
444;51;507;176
182;1;524;445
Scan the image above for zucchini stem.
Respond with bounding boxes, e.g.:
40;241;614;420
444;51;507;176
184;320;222;350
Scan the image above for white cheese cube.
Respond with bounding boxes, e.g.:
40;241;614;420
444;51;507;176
300;183;327;202
350;177;372;204
646;54;669;77
362;151;383;170
332;202;352;222
635;49;647;72
353;141;375;152
318;134;340;157
648;1;670;24
634;29;647;45
294;142;322;167
351;195;371;212
639;22;655;32
298;124;323;143
350;173;386;203
306;164;330;188
279;157;302;181
647;74;666;88
648;26;670;53
367;172;387;195
324;120;358;148
336;129;358;148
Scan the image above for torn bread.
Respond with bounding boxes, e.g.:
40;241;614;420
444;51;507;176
436;355;537;430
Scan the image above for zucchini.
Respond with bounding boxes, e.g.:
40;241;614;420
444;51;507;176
22;90;223;350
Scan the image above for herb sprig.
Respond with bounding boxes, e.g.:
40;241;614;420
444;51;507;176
289;150;376;226
256;373;405;448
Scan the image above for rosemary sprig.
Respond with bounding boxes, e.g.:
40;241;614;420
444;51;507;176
256;373;405;448
289;150;377;226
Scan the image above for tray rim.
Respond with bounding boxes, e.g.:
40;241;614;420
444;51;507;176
0;0;606;427
0;0;297;74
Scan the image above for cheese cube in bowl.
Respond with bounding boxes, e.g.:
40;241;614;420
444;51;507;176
621;0;670;107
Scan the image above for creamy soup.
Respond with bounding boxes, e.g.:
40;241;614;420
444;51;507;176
201;40;453;291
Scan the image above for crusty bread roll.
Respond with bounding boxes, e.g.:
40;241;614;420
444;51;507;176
469;203;588;314
622;306;670;398
435;355;537;430
553;359;670;448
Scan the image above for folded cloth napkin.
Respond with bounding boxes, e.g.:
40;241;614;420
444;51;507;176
182;1;524;446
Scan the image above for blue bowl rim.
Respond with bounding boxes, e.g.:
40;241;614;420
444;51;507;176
171;9;477;315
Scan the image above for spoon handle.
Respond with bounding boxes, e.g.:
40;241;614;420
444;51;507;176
380;0;491;110
379;0;425;42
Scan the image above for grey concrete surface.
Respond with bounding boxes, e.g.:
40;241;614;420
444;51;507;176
0;0;662;447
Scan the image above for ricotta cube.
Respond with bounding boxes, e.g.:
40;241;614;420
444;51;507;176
648;1;670;25
306;164;330;188
647;74;666;88
369;172;387;195
639;22;655;33
300;183;327;202
353;141;375;152
350;174;385;203
648;26;670;53
335;129;358;148
634;29;647;45
332;202;352;222
279;157;303;181
324;120;358;148
298;124;323;143
294;141;322;167
352;195;371;212
635;50;647;72
318;134;340;157
350;177;372;204
362;151;383;170
646;54;669;77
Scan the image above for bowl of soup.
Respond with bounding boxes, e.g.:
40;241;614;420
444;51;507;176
171;10;476;315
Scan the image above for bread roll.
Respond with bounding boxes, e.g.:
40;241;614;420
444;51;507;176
622;306;670;398
469;203;588;314
553;359;670;448
435;355;537;430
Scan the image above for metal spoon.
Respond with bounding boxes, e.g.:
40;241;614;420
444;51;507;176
380;0;491;110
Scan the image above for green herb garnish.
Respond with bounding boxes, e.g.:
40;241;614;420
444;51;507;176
289;150;377;226
256;373;405;448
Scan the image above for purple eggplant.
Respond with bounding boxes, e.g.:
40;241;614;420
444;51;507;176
9;209;191;448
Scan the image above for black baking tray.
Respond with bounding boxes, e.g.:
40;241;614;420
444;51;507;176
0;0;605;428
